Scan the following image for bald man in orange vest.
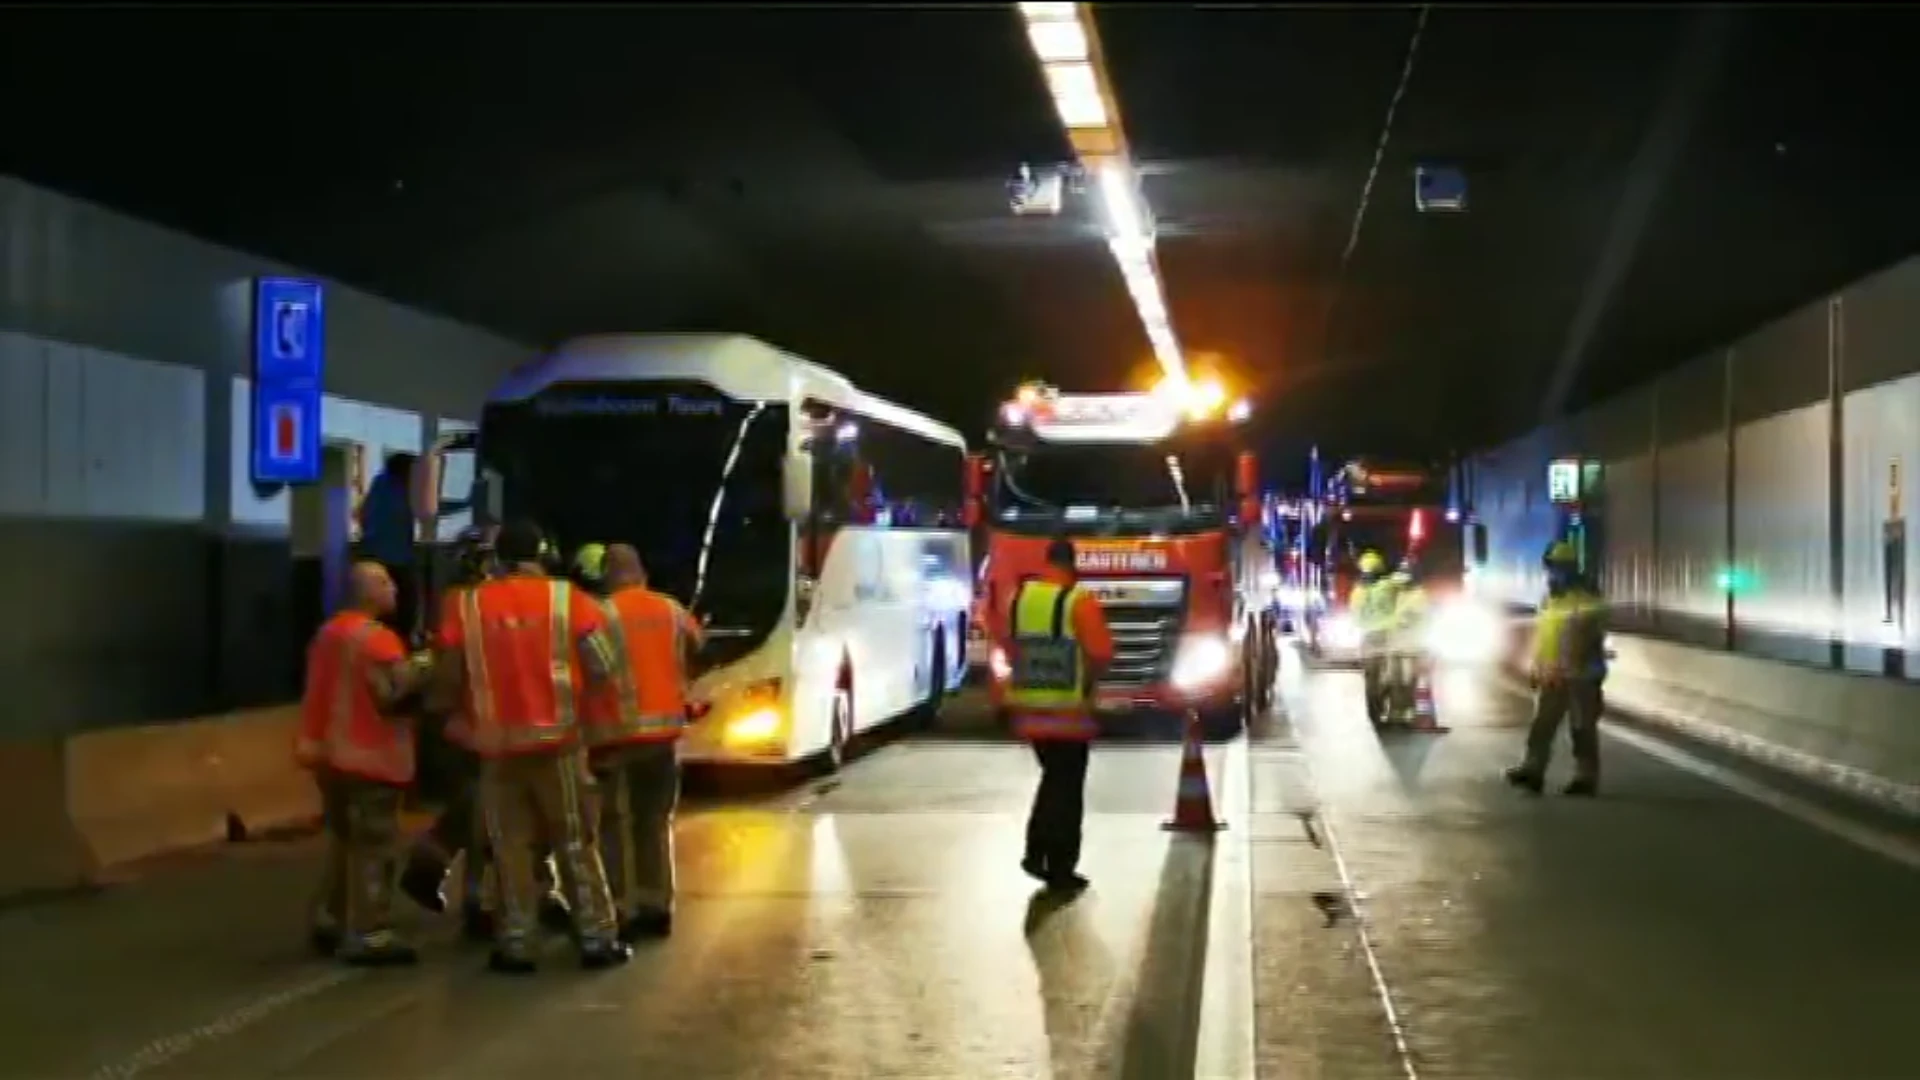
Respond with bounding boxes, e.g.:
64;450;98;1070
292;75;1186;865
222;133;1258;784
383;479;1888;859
296;561;433;965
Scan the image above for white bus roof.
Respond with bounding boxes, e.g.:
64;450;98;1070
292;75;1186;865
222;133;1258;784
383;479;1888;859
489;333;966;449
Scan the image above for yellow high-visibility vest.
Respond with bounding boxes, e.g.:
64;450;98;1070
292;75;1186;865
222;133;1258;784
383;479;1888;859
1005;579;1090;713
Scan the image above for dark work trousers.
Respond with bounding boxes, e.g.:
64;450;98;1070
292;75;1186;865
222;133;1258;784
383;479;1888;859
1523;679;1605;782
415;748;560;907
592;741;682;920
1025;741;1092;875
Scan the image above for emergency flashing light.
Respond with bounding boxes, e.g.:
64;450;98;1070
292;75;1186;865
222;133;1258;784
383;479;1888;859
1227;397;1252;424
1408;508;1426;543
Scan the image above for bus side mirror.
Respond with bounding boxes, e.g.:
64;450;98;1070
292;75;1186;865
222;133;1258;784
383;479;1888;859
783;450;814;521
1472;523;1489;564
963;453;987;528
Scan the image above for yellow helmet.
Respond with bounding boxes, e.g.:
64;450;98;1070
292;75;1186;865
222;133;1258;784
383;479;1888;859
573;542;608;581
1357;550;1386;575
1543;540;1578;567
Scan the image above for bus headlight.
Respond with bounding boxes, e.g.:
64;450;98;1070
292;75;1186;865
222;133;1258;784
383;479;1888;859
1171;634;1232;691
1322;612;1362;652
724;706;783;745
1426;600;1501;664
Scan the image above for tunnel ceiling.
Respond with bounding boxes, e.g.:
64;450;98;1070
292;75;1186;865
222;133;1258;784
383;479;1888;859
2;7;1916;450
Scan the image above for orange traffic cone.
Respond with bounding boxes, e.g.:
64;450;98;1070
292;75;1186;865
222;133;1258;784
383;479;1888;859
1163;710;1226;833
1408;666;1450;733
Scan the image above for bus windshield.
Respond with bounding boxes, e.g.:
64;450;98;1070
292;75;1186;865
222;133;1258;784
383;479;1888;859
992;438;1234;536
479;381;791;667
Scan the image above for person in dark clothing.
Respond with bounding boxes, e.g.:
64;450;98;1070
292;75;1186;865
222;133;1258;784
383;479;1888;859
1003;538;1115;893
358;452;421;638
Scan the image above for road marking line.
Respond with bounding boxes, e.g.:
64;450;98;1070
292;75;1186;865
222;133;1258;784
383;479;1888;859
1602;724;1920;871
86;968;362;1080
1317;812;1421;1080
1492;675;1920;871
1194;737;1257;1080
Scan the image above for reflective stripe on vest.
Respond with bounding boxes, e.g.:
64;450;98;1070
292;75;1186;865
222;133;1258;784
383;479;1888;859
1006;579;1096;740
460;580;580;756
589;596;684;746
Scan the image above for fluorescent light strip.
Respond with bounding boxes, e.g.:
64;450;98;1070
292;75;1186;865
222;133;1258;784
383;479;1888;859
1018;3;1189;389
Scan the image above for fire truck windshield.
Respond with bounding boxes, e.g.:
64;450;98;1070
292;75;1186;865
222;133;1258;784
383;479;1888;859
993;439;1232;536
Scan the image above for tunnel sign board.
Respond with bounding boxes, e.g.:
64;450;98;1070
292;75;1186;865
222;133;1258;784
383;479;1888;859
250;277;326;485
1547;458;1581;505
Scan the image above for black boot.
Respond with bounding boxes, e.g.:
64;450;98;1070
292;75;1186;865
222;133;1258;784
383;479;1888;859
1563;776;1598;797
339;932;420;967
398;855;449;915
1503;766;1544;794
580;940;635;970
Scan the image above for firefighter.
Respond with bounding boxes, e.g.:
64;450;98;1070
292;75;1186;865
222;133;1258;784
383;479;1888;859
1505;541;1608;796
1348;550;1400;725
585;543;704;941
1385;559;1432;722
1004;537;1114;893
434;519;631;972
399;534;573;942
296;561;433;966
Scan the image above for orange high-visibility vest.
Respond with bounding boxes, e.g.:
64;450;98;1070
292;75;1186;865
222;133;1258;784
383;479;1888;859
297;611;416;784
584;586;698;747
439;574;605;758
432;590;477;751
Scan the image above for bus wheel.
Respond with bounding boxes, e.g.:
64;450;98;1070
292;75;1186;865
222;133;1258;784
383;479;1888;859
915;630;949;729
823;683;854;774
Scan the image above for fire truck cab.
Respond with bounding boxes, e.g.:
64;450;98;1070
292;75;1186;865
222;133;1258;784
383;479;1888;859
971;383;1278;736
1301;456;1499;666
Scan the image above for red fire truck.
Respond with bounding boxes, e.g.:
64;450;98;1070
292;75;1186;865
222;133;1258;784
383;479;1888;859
1301;456;1498;666
968;383;1278;735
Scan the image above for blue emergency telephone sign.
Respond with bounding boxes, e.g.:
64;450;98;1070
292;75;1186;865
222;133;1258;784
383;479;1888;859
250;278;327;485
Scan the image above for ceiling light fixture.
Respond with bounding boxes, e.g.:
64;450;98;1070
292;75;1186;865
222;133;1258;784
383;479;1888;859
1016;2;1189;393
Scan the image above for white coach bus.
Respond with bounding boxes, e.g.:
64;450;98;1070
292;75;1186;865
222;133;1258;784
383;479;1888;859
453;334;972;771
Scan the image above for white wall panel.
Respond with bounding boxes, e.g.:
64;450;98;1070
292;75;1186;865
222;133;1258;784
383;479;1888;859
1653;432;1726;625
435;418;477;541
1840;375;1920;673
0;331;48;515
42;339;86;519
1602;452;1656;620
76;345;205;523
230;377;424;531
1731;405;1829;663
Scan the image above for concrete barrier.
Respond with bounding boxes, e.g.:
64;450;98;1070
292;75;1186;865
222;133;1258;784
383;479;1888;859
0;705;320;900
0;739;92;898
1597;634;1920;817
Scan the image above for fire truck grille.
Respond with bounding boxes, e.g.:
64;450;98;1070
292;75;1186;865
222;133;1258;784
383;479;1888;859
1096;603;1186;689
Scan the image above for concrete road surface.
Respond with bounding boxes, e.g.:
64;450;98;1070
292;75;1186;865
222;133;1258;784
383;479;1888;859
0;647;1913;1079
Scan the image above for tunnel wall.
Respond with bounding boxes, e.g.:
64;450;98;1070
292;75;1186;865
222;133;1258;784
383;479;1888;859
1471;254;1920;812
0;176;531;736
1473;254;1920;671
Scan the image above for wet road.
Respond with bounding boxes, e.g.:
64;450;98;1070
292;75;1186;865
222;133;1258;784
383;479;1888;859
1;647;1914;1079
